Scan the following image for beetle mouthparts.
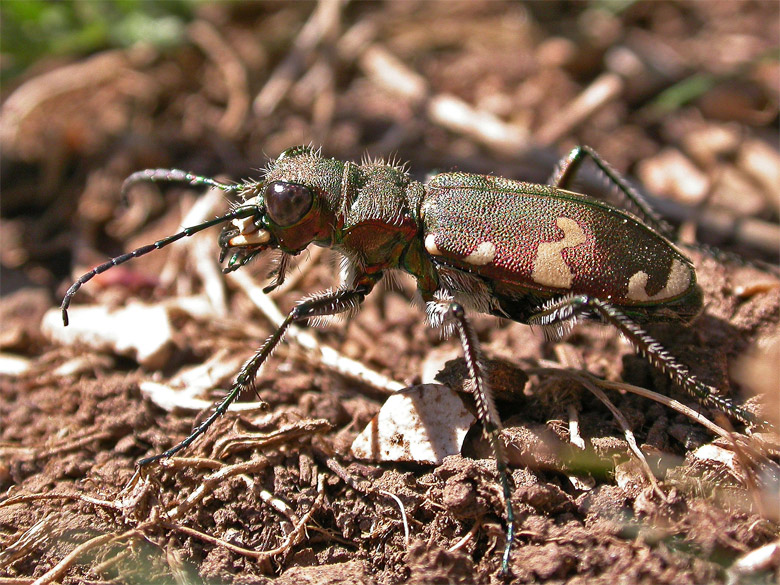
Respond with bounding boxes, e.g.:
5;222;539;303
228;229;271;247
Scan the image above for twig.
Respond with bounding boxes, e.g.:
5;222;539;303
253;475;298;532
253;0;345;116
213;419;333;459
357;43;532;156
90;547;133;578
160;186;228;314
568;404;586;450
161;520;272;560
534;73;624;146
30;533;116;585
0;514;60;568
35;430;116;460
358;44;427;104
728;540;780;584
165;540;193;585
305;525;357;547
528;366;731;438
165;473;325;564
139;381;268;413
0;52;140;154
0;492;120;511
187;20;249;138
313;447;372;494
293;56;337;139
166;457;270;521
157;456;225;471
263;473;325;559
569;372;666;500
720;424;773;516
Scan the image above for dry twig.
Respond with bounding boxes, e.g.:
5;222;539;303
188;20;250;138
379;490;410;548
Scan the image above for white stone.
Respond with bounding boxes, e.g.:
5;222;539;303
351;384;475;464
42;302;174;370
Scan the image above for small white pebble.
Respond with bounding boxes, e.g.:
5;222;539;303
351;384;475;465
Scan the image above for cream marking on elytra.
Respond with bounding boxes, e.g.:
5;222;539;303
425;234;442;256
464;241;496;266
626;258;690;301
531;217;586;288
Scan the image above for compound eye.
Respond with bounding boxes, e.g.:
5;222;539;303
264;181;313;227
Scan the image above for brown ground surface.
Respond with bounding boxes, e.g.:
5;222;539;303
1;3;779;584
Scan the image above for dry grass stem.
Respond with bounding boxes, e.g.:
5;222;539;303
379;490;410;548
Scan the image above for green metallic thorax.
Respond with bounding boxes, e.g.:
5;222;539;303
262;149;434;289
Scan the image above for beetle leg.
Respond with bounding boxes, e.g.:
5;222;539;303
445;302;515;575
137;284;373;468
262;252;292;294
550;146;674;239
424;291;458;333
528;294;766;428
220;248;264;273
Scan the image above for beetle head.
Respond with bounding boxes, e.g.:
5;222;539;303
219;145;340;271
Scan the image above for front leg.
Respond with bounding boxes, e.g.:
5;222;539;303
138;284;373;468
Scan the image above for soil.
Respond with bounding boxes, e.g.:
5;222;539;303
1;3;779;585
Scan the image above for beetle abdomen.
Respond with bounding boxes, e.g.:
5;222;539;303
421;174;697;307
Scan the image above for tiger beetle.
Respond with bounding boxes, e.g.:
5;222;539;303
61;145;766;574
